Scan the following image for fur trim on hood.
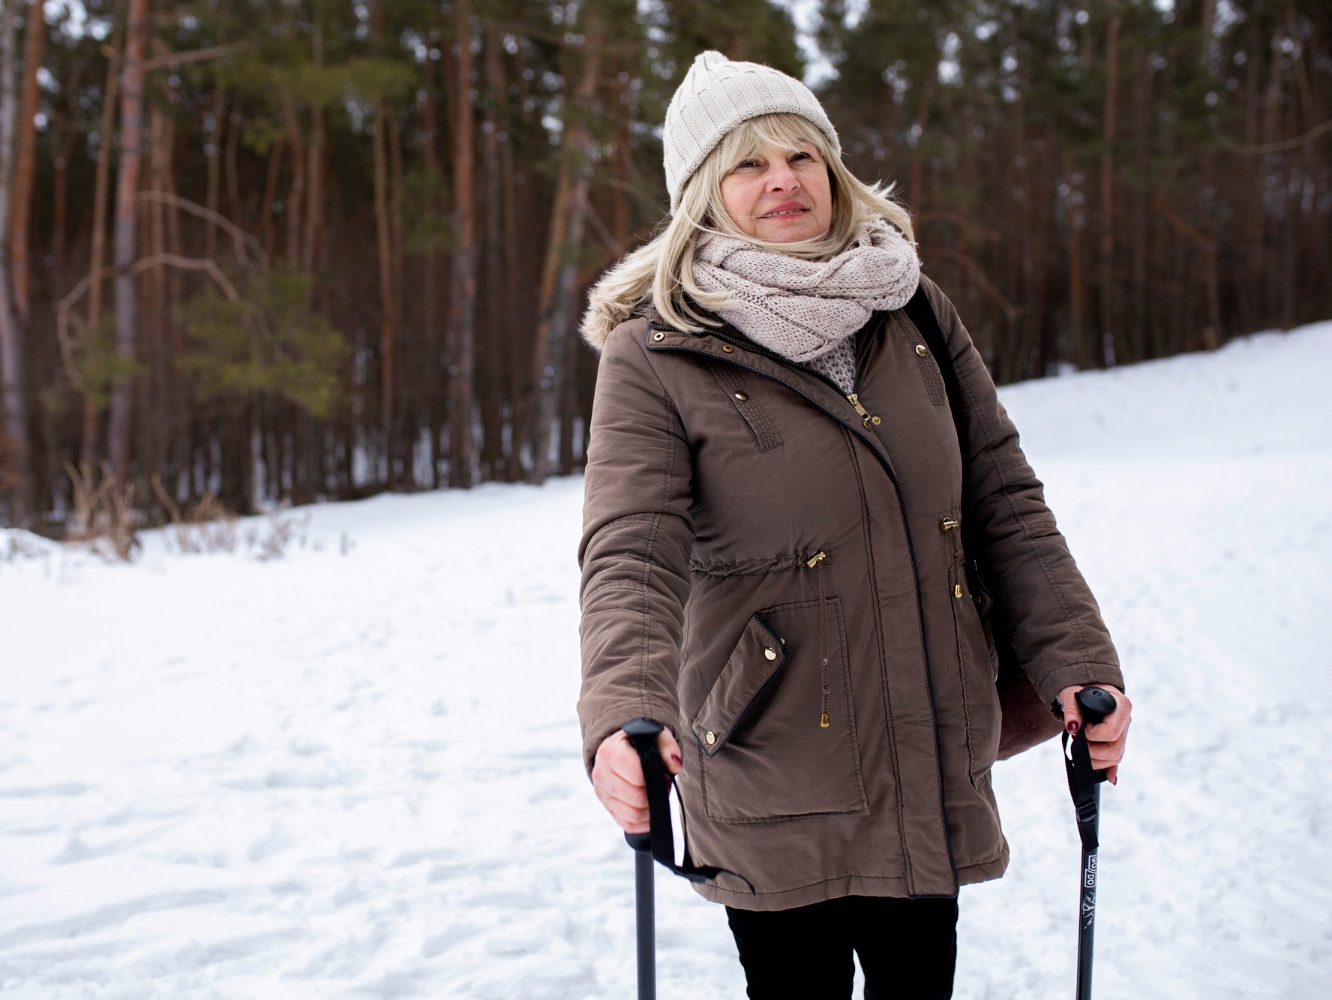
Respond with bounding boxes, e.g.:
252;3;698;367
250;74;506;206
580;274;643;353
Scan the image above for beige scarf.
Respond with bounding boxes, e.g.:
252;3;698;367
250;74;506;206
692;218;920;392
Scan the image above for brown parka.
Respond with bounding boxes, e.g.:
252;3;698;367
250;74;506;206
577;275;1123;911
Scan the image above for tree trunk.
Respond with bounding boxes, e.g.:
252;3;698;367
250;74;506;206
418;48;441;488
1200;0;1216;65
500;21;526;481
303;105;326;278
281;97;305;266
302;4;326;281
0;0;31;522
1258;32;1283;328
83;0;125;467
1063;146;1086;372
51;110;77;273
8;0;44;322
479;22;507;482
557;304;577;473
258;138;283;264
372;111;391;487
387;82;409;485
1128;44;1152;360
528;15;604;484
448;0;477;489
372;1;396;486
224;90;242;226
146;78;177;485
1098;3;1120;368
205;79;223;261
507;26;538;481
108;0;149;486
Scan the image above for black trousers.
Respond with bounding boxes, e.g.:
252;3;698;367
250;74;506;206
725;895;959;1000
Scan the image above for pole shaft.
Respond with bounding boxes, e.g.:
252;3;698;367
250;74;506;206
635;848;655;1000
1075;782;1101;1000
1075;845;1097;998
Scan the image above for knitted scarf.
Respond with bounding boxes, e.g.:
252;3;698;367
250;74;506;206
692;218;920;393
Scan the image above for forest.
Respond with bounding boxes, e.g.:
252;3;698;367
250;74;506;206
0;0;1327;535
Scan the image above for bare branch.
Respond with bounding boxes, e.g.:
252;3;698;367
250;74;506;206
929;248;1021;324
142;42;247;73
136;190;268;270
56;254;244;395
581;199;629;258
915;210;1001;243
130;253;242;301
55;306;88;392
150;472;184;524
1216;118;1332;155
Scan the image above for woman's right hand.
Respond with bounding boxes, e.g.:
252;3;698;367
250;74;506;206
592;726;684;834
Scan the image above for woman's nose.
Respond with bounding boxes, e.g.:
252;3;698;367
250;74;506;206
765;165;798;191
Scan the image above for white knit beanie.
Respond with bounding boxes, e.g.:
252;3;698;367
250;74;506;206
662;50;841;213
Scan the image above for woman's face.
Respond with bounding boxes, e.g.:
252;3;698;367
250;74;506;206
719;139;834;244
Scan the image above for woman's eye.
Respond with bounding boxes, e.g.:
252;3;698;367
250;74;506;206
737;159;760;170
791;151;813;163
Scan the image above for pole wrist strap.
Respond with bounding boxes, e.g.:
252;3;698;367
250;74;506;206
1063;729;1103;852
623;719;753;892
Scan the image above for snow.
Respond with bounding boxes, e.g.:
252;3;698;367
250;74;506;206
3;322;1331;998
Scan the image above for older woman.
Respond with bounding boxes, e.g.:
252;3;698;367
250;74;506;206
577;51;1130;998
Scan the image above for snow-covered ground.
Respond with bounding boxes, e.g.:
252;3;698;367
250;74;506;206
2;323;1330;999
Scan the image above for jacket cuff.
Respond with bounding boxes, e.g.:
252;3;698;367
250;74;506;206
1033;662;1125;714
582;700;682;777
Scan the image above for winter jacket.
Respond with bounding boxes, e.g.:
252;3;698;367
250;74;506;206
577;274;1123;911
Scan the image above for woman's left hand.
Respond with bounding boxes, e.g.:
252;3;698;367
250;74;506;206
1057;685;1132;785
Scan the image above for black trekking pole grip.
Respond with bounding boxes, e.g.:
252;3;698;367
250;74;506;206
1074;687;1117;784
621;719;664;1000
1074;686;1117;726
622;719;665;851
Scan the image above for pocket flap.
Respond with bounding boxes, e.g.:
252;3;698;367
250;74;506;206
690;614;787;759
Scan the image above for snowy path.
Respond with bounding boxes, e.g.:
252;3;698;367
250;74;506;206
2;324;1330;998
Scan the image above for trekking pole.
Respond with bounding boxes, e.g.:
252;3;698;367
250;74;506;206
620;720;744;999
622;719;665;1000
1065;686;1118;1000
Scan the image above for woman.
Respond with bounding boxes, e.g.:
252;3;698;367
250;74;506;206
577;51;1130;998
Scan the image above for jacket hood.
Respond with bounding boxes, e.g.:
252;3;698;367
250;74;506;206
580;271;642;352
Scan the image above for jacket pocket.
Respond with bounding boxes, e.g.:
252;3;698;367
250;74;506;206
693;600;869;823
940;509;1002;780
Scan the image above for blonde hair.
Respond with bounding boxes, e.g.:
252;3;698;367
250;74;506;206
590;113;915;336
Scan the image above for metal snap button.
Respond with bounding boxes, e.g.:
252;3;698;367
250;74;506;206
652;331;665;342
915;344;928;356
705;731;717;746
722;344;735;353
764;647;778;661
734;392;748;401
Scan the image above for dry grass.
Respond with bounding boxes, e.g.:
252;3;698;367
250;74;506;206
64;462;140;561
152;474;310;560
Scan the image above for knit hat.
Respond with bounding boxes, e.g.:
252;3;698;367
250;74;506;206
662;50;841;213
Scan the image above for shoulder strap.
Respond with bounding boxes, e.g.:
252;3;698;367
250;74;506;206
903;283;968;454
903;283;989;617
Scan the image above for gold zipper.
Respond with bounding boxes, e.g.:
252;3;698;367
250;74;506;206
807;550;832;728
846;393;881;429
940;519;964;597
